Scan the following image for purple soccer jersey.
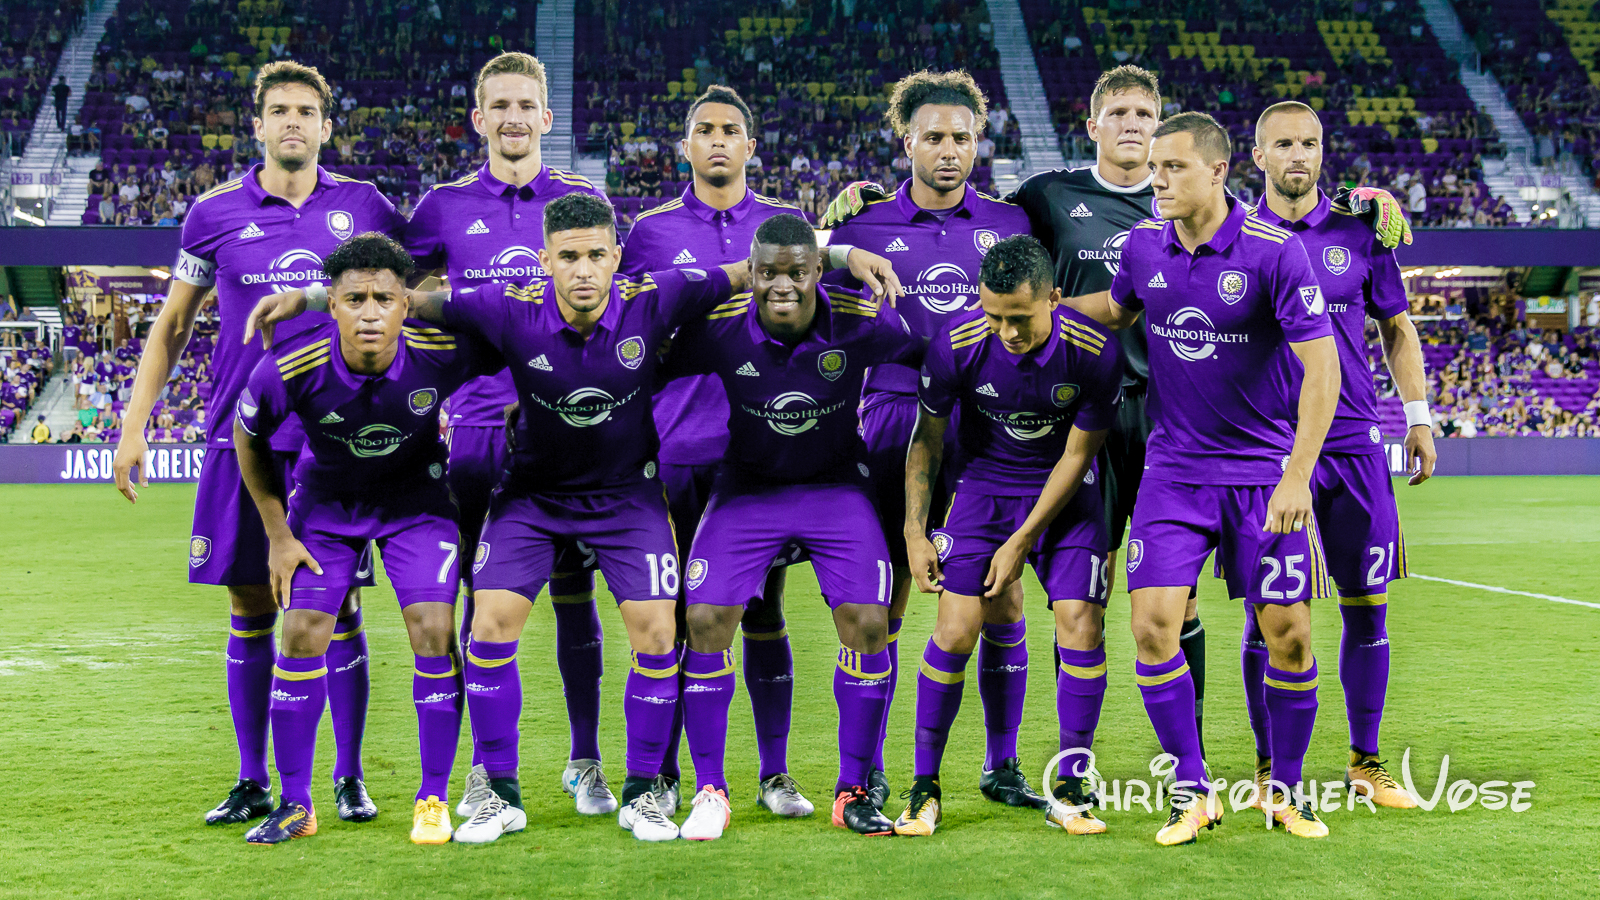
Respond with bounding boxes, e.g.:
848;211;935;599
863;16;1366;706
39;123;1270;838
174;165;406;452
667;285;922;484
1109;199;1334;486
918;308;1123;494
439;266;734;493
405;162;603;428
621;186;804;466
1251;193;1409;455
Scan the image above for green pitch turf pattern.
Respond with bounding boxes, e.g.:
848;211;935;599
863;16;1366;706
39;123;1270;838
1;477;1596;900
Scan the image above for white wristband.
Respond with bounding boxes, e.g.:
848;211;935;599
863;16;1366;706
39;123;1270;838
827;244;854;270
304;282;328;312
1404;400;1430;429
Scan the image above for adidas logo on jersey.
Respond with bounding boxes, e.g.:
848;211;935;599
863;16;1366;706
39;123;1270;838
673;248;698;264
466;219;489;234
736;362;759;376
527;354;553;371
884;237;910;252
1069;203;1093;218
239;222;264;239
976;383;999;397
1148;272;1168;288
319;411;344;424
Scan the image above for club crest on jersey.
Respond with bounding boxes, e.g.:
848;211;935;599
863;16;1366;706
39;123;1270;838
1217;271;1247;305
686;558;708;590
644;461;658;479
1126;539;1144;573
617;337;646;370
931;531;953;560
1323;246;1351;275
973;229;1000;256
1051;384;1080;408
189;536;211;567
408;388;437;415
473;543;490;574
858;462;870;478
818;350;847;381
1369;426;1382;444
429;462;444;479
326;210;354;241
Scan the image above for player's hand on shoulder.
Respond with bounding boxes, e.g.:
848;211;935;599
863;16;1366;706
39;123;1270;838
905;532;943;594
112;430;149;503
845;248;904;305
243;288;310;349
818;180;886;229
984;534;1030;599
1405;424;1437;485
267;536;322;609
1334;185;1413;249
1263;473;1314;534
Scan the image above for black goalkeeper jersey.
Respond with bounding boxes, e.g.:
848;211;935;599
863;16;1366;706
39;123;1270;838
1008;165;1156;389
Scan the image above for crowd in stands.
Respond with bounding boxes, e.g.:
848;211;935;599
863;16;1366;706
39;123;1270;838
0;0;85;155
576;0;1021;226
0;307;52;442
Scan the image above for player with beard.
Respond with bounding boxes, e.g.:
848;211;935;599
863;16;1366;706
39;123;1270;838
112;61;404;828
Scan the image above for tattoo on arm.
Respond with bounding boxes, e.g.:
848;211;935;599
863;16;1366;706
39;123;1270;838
903;412;948;535
408;290;450;323
720;262;750;295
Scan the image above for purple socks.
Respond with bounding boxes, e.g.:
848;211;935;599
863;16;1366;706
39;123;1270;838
413;653;464;801
464;639;521;779
1339;601;1389;756
1264;660;1320;794
1135;651;1207;791
913;640;969;779
978;620;1028;769
834;647;892;794
226;612;276;785
551;600;604;762
873;616;902;772
743;624;794;781
682;647;736;793
1056;643;1107;753
624;650;680;780
1241;607;1272;759
269;654;328;809
326;610;369;781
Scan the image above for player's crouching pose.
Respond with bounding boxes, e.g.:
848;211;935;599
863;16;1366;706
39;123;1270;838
663;214;923;840
235;234;502;845
897;236;1124;837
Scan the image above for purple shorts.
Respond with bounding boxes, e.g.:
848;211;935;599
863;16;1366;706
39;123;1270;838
931;479;1108;605
1126;477;1334;606
860;394;954;566
474;481;678;603
685;479;890;610
448;424;595;589
286;484;459;615
1312;452;1407;598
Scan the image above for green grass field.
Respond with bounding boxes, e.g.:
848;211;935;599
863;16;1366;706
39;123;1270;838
2;477;1597;900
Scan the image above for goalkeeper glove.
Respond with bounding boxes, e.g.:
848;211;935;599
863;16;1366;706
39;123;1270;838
1333;185;1412;249
819;180;887;229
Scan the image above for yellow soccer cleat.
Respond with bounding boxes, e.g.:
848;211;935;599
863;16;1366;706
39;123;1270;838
891;779;942;837
1266;791;1330;839
1251;760;1272;813
1155;790;1223;846
1347;757;1418;809
1045;777;1107;835
411;796;453;845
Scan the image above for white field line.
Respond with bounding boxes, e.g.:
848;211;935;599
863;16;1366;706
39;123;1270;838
1410;573;1600;610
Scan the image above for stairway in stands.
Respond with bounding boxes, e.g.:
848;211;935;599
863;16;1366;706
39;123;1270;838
986;0;1066;193
536;0;576;172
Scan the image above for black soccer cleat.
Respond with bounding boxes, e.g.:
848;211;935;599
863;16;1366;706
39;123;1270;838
244;800;318;845
205;778;274;825
980;757;1049;809
831;786;894;835
866;768;891;811
333;776;378;822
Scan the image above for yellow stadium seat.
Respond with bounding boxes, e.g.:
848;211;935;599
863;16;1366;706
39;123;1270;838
201;134;219;149
822;82;836;97
1423;137;1439;154
1400;97;1416;110
1225;44;1241;58
1168;43;1182;58
1241;45;1256;58
245;26;261;40
667;81;681;98
1329;20;1345;33
1284;82;1301;96
1360;111;1377;125
805;82;820;97
738;17;752;31
1357;20;1373;32
218;134;235;150
854;96;870;110
1083;7;1099;22
784;18;799;32
1345;110;1360;125
620;121;636;137
235;64;251;80
1384;123;1399;138
1310;96;1325;110
683;68;697;82
724;29;738;42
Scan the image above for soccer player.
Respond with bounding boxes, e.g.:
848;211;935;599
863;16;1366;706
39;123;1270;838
665;214;920;840
822;70;1035;809
403;51;615;818
618;84;813;818
1091;112;1341;843
896;236;1123;837
1248;100;1435;809
234;233;500;845
111;61;404;826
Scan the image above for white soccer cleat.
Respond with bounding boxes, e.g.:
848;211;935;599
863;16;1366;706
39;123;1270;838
679;786;732;841
452;791;526;844
561;759;618;815
757;773;815;817
618;791;680;842
457;764;492;819
652;774;682;818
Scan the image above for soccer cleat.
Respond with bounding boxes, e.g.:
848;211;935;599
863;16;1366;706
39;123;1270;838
205;778;274;825
834;786;896;836
1251;760;1273;813
652;774;682;818
410;796;453;845
1155;790;1223;846
1045;776;1107;835
244;801;317;845
333;776;378;822
562;759;618;815
979;757;1049;809
680;786;732;841
618;791;680;842
890;778;942;837
866;768;891;811
1266;791;1330;838
1347;757;1418;809
457;764;492;818
452;790;527;844
758;773;815;818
